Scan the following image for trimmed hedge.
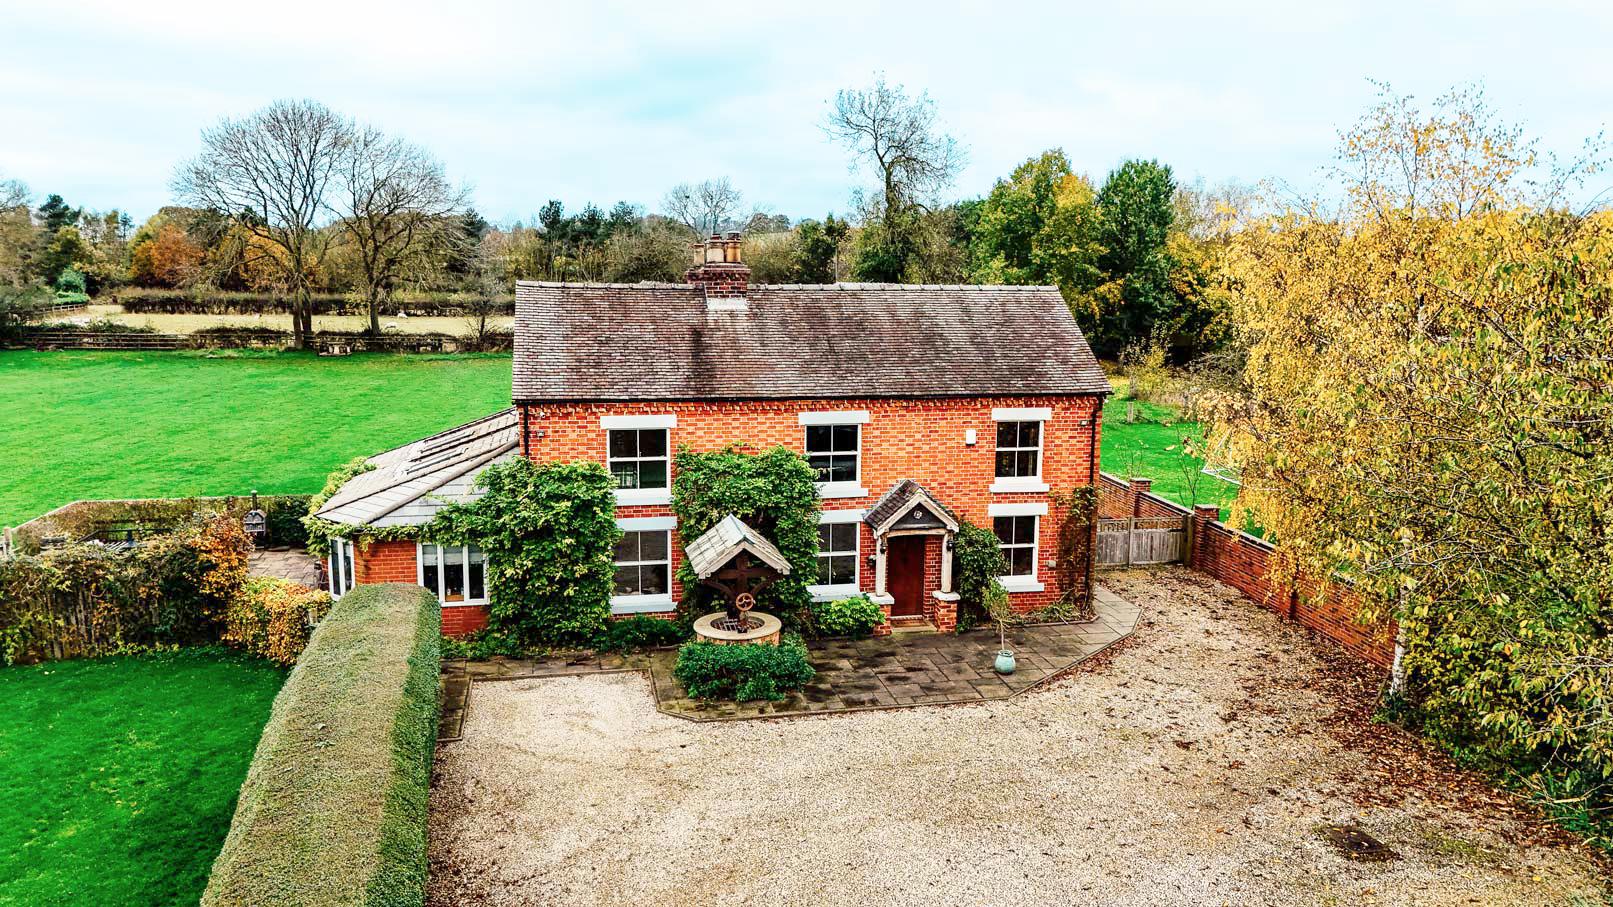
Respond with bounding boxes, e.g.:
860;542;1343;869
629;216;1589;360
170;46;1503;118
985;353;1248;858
222;577;333;666
673;634;815;701
203;583;441;907
113;289;515;317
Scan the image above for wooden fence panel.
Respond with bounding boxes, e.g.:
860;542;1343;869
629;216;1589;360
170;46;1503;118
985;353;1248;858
1097;518;1187;566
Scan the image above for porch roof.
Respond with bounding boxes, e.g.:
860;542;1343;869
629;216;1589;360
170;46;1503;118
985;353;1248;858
864;479;959;534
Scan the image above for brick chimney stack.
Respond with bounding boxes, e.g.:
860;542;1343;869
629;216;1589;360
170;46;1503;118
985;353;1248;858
686;232;750;308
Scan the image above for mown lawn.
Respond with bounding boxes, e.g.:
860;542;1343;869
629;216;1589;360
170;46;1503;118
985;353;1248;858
0;649;286;907
0;350;514;527
1100;393;1240;516
1;350;1234;526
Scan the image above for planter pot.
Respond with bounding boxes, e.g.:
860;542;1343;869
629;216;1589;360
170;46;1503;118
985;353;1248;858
994;649;1017;675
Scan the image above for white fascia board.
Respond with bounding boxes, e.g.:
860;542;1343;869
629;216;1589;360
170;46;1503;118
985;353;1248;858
601;414;677;429
991;407;1052;422
799;410;871;426
988;501;1049;517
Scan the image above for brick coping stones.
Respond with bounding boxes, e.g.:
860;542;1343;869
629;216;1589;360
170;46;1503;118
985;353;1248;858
437;585;1138;738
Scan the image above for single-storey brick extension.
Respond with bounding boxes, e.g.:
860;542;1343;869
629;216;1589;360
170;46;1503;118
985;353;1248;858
314;234;1112;636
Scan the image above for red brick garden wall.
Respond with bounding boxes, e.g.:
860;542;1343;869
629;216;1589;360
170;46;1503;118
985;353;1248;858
1096;473;1395;667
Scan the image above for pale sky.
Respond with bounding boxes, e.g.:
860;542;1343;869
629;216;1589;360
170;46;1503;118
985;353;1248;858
4;0;1611;225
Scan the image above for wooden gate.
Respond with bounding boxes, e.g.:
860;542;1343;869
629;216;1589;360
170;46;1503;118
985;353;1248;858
1097;517;1187;566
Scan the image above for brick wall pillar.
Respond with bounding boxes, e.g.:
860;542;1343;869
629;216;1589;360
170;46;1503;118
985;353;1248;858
1189;504;1220;571
1129;477;1153;517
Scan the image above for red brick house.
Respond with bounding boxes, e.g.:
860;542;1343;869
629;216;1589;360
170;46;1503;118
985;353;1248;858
314;234;1111;637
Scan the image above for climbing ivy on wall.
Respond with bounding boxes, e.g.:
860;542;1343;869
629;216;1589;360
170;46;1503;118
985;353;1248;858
1050;485;1099;619
953;520;1008;632
669;446;821;627
432;458;620;646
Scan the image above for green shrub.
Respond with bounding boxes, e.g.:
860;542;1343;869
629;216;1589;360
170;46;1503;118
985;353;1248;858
595;615;688;652
431;458;619;647
203;583;441;907
54;268;87;297
222;577;331;666
260;495;313;548
669;446;820;626
0;513;252;664
438;628;528;661
953;520;1009;632
673;634;815;701
808;593;886;638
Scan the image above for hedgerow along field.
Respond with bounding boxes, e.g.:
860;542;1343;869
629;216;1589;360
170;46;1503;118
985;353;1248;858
0;351;514;527
0;350;1233;528
0;649;285;907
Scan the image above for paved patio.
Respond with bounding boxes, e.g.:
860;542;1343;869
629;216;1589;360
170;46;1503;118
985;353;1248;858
247;547;321;587
439;585;1138;736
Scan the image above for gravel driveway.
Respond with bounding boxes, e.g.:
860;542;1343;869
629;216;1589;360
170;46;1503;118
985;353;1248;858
428;568;1609;906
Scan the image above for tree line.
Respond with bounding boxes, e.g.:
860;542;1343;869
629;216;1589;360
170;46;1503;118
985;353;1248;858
1;79;1229;358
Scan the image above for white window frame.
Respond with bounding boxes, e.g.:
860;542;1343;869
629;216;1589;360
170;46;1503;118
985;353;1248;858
416;543;489;607
611;516;676;613
328;537;355;599
988;501;1046;592
604;415;675;505
990;407;1051;493
809;509;864;601
801;411;869;499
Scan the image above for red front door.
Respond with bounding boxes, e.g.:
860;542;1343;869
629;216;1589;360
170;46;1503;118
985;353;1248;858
887;536;925;617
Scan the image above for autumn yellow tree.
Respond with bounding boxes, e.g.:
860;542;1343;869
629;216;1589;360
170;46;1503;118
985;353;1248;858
1208;85;1613;830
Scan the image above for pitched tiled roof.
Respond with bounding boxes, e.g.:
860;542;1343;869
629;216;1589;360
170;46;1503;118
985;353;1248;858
513;282;1111;401
314;408;519;529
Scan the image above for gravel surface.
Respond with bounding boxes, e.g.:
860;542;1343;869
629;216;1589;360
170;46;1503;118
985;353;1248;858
428;568;1609;906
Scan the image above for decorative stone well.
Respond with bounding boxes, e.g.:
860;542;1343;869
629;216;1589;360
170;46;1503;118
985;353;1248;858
684;515;792;647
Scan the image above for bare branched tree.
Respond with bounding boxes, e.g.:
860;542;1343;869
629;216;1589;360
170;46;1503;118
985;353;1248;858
174;99;352;348
0;176;30;211
338;126;469;333
661;177;742;236
825;76;964;225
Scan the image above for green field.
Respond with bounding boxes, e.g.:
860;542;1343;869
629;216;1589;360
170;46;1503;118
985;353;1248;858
0;350;514;527
1100;393;1239;515
0;649;285;907
1;351;1234;527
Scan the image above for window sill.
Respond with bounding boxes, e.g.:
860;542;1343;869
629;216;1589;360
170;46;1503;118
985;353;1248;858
989;479;1049;494
809;583;862;602
615;488;672;506
998;577;1045;594
610;594;675;614
440;599;489;608
816;482;868;500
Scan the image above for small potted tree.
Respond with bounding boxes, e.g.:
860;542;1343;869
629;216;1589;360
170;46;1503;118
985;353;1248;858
986;581;1015;675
